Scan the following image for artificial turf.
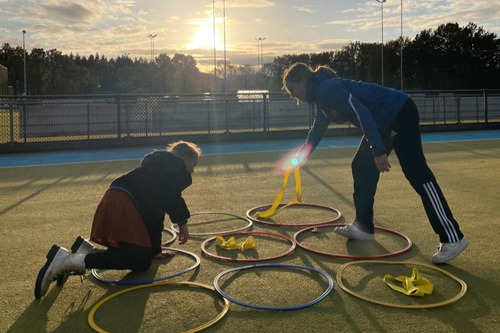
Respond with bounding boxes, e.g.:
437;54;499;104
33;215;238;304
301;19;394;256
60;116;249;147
1;139;499;332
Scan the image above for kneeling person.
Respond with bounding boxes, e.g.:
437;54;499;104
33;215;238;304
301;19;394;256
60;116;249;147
35;140;201;299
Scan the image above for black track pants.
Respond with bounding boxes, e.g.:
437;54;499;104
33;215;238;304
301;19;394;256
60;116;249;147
352;98;464;243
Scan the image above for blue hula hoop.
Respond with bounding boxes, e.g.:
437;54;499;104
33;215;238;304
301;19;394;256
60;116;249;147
161;228;177;246
91;247;200;285
213;263;334;311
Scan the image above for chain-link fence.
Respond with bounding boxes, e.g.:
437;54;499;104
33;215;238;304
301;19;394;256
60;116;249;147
1;91;499;150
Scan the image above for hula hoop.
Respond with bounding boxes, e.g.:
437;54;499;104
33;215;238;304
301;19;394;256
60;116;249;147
170;212;253;236
294;224;412;260
91;247;200;285
88;281;230;333
336;260;467;309
161;228;177;246
214;263;334;311
201;231;296;262
246;203;342;228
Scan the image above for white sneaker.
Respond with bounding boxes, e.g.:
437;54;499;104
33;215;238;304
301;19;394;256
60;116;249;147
431;237;469;264
57;236;95;286
334;222;375;241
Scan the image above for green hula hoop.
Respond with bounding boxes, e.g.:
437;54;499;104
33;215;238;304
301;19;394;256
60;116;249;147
88;281;230;333
336;260;467;309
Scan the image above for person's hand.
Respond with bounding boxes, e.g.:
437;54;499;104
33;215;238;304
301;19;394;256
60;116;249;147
374;154;391;172
153;248;176;259
178;223;189;245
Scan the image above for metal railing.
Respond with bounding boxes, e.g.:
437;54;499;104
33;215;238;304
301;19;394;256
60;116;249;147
1;90;499;151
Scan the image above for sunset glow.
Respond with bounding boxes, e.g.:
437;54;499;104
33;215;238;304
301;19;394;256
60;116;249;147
186;25;223;51
1;1;498;67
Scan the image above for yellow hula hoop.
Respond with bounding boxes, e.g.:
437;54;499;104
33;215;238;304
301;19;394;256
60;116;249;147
336;260;467;309
88;281;230;333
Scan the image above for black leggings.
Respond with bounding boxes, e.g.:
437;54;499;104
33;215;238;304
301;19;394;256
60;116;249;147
84;242;152;272
352;98;464;243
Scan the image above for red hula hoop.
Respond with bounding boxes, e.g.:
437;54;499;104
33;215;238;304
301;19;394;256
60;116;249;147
246;203;342;228
294;224;413;260
201;231;296;262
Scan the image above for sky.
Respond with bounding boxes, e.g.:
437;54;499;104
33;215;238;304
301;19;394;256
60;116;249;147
1;0;499;71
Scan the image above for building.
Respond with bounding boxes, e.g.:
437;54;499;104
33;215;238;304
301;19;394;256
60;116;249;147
0;64;8;95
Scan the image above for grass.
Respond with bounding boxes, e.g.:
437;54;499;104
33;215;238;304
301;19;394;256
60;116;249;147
1;138;500;332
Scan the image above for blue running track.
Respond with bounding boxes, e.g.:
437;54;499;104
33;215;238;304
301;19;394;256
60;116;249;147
1;130;499;168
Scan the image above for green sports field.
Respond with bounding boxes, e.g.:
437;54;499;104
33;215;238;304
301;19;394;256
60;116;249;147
1;139;499;333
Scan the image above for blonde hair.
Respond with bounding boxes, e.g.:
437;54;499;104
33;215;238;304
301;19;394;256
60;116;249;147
166;140;202;160
282;62;337;101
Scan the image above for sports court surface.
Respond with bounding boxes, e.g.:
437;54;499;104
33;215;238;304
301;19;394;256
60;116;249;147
1;129;499;168
1;129;499;332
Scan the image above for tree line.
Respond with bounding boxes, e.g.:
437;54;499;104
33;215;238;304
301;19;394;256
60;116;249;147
1;22;498;95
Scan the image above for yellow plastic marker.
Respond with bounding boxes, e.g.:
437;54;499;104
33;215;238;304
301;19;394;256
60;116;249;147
216;236;256;250
239;236;256;250
216;236;238;250
383;267;433;297
255;167;302;218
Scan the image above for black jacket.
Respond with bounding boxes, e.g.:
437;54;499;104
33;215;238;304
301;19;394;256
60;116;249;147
110;151;191;254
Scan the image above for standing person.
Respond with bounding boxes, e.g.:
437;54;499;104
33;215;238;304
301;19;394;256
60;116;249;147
282;62;468;264
35;140;202;299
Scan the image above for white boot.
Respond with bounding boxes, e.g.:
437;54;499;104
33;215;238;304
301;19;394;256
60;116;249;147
57;236;95;286
71;236;96;255
35;245;86;299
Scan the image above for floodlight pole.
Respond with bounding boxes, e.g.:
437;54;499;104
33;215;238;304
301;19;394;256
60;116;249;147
22;30;27;95
255;38;260;70
400;0;404;90
147;34;157;63
261;37;265;71
255;37;266;72
147;34;157;93
376;0;385;86
213;0;217;91
223;0;227;94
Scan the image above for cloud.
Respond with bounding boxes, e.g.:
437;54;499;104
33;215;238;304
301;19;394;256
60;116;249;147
116;0;136;6
328;0;500;39
294;6;314;14
39;1;98;24
2;0;498;68
224;0;275;9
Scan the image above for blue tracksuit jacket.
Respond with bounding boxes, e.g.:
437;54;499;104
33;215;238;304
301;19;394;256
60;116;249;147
305;71;409;157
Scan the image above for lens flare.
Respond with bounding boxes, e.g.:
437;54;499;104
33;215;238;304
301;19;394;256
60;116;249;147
274;144;312;174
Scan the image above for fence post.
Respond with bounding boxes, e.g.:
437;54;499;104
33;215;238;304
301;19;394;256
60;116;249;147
263;93;268;132
443;96;446;124
476;96;480;123
125;101;131;137
87;102;90;140
224;96;229;133
9;103;14;143
144;101;148;137
116;96;122;139
432;97;436;125
456;96;461;124
484;91;489;123
22;103;27;143
207;100;211;134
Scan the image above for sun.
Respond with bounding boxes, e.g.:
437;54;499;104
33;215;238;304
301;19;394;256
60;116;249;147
186;25;222;50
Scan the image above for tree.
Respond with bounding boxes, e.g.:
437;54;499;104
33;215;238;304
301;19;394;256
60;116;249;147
1;22;498;95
